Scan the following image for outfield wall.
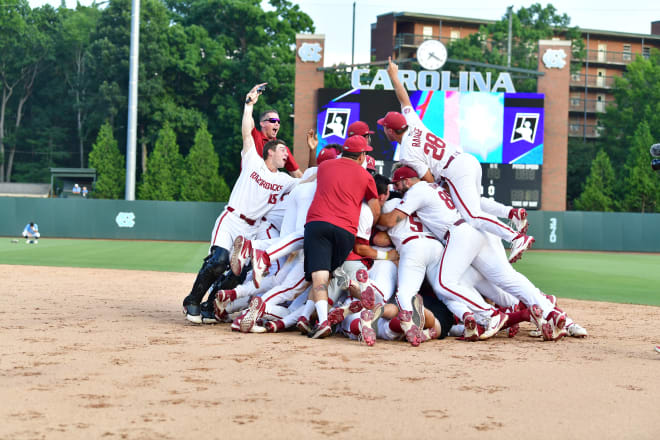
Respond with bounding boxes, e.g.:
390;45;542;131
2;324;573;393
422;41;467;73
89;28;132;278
0;197;223;242
1;198;659;251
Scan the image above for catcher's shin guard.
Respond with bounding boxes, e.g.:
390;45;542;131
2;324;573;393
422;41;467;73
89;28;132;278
185;246;230;304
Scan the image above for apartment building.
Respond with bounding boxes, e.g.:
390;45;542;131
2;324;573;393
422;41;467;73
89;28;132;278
371;12;660;141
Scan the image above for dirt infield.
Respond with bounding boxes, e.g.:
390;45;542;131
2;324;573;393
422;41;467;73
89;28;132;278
2;264;659;439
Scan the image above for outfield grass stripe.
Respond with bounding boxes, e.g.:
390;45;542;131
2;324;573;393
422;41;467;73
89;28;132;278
1;239;658;306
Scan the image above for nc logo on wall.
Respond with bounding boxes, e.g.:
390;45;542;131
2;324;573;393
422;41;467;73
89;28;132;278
542;49;567;69
511;113;540;144
298;42;322;63
115;212;136;228
322;109;350;138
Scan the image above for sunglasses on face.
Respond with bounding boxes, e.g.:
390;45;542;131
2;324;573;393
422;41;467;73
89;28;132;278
263;118;280;124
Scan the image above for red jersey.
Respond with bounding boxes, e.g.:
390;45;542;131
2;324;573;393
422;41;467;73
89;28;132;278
251;127;299;173
306;158;378;235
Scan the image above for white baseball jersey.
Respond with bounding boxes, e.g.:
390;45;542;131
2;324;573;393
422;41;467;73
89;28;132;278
226;147;298;221
210;147;297;250
396;182;462;241
399;105;462;180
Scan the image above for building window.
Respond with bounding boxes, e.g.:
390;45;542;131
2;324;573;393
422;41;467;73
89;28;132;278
570;95;581;107
569;123;580;133
643;47;650;59
571;72;581;82
450;30;460;41
623;44;632;61
423;26;433;38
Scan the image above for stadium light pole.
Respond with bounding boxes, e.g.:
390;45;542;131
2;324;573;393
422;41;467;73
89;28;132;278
125;0;140;200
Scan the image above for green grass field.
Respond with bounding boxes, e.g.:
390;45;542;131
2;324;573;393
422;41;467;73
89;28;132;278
1;237;658;306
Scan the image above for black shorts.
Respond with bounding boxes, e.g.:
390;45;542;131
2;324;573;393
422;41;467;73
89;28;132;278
420;280;455;340
304;221;355;281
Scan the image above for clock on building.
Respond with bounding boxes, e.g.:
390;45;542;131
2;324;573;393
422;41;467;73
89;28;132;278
416;39;447;70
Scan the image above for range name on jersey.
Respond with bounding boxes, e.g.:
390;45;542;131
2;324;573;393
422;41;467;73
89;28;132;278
352;69;516;93
250;171;284;192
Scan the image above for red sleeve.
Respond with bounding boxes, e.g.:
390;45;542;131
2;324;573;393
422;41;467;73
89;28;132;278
251;127;265;157
364;173;378;201
284;146;299;172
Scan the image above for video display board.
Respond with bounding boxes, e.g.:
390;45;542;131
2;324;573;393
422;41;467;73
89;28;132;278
316;88;543;208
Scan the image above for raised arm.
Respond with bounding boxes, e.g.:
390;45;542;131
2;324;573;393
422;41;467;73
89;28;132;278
242;83;267;154
307;129;319;168
387;57;412;109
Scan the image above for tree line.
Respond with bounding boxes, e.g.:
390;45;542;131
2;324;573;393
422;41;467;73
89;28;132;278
2;1;658;210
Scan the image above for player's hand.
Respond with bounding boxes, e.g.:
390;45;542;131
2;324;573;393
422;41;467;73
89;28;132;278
245;82;267;104
386;249;399;262
387;57;398;79
306;129;318;150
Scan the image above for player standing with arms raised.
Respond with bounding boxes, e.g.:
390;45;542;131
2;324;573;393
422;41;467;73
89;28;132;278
181;83;299;323
381;58;533;263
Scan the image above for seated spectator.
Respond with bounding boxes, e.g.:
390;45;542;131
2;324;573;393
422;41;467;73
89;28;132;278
72;183;81;194
82;186;88;198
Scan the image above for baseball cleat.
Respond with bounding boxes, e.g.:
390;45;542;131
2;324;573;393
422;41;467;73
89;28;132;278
462;312;479;342
308;320;332;339
333;266;351;290
239;296;266;333
359;305;383;347
296;316;313;335
328;300;362;325
355;268;369;283
251;248;271;289
509;208;529;234
507;323;520;338
541;310;567;341
265;320;286;333
528;304;545;334
566;322;588;338
480;311;509;340
421;327;438;342
509;234;535;263
182;297;202;324
230;235;252;276
398;310;422;347
412;294;426;331
360;286;376;310
528;329;542;338
200;300;218;324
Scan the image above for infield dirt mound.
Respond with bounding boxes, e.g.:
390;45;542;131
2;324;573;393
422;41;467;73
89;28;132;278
1;265;659;439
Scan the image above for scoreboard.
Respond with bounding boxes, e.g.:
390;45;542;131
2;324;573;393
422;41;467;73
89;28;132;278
316;89;544;209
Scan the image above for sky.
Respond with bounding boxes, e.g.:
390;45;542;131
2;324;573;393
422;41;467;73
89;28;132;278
29;0;660;66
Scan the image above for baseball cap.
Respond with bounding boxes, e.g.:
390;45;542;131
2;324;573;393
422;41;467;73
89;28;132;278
347;121;375;137
316;147;337;164
377;112;408;131
365;155;376;171
391;166;418;183
343;135;373;153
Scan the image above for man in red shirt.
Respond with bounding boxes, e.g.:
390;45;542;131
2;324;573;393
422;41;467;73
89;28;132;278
304;135;380;339
251;107;303;177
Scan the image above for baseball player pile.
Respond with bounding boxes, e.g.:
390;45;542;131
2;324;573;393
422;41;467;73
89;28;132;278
180;73;588;346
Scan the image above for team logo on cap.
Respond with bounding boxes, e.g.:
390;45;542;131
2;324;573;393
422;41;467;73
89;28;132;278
511;113;539;144
322;109;350;138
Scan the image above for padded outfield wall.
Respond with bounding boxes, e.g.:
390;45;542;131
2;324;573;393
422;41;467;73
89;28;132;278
1;198;660;252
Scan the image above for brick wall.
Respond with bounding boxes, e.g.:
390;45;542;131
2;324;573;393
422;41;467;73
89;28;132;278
538;40;571;211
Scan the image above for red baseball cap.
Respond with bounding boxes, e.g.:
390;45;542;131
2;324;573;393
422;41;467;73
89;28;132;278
377;112;408;131
391;166;418;183
365;155;376;171
347;121;374;137
343;135;373;153
316;147;337;164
